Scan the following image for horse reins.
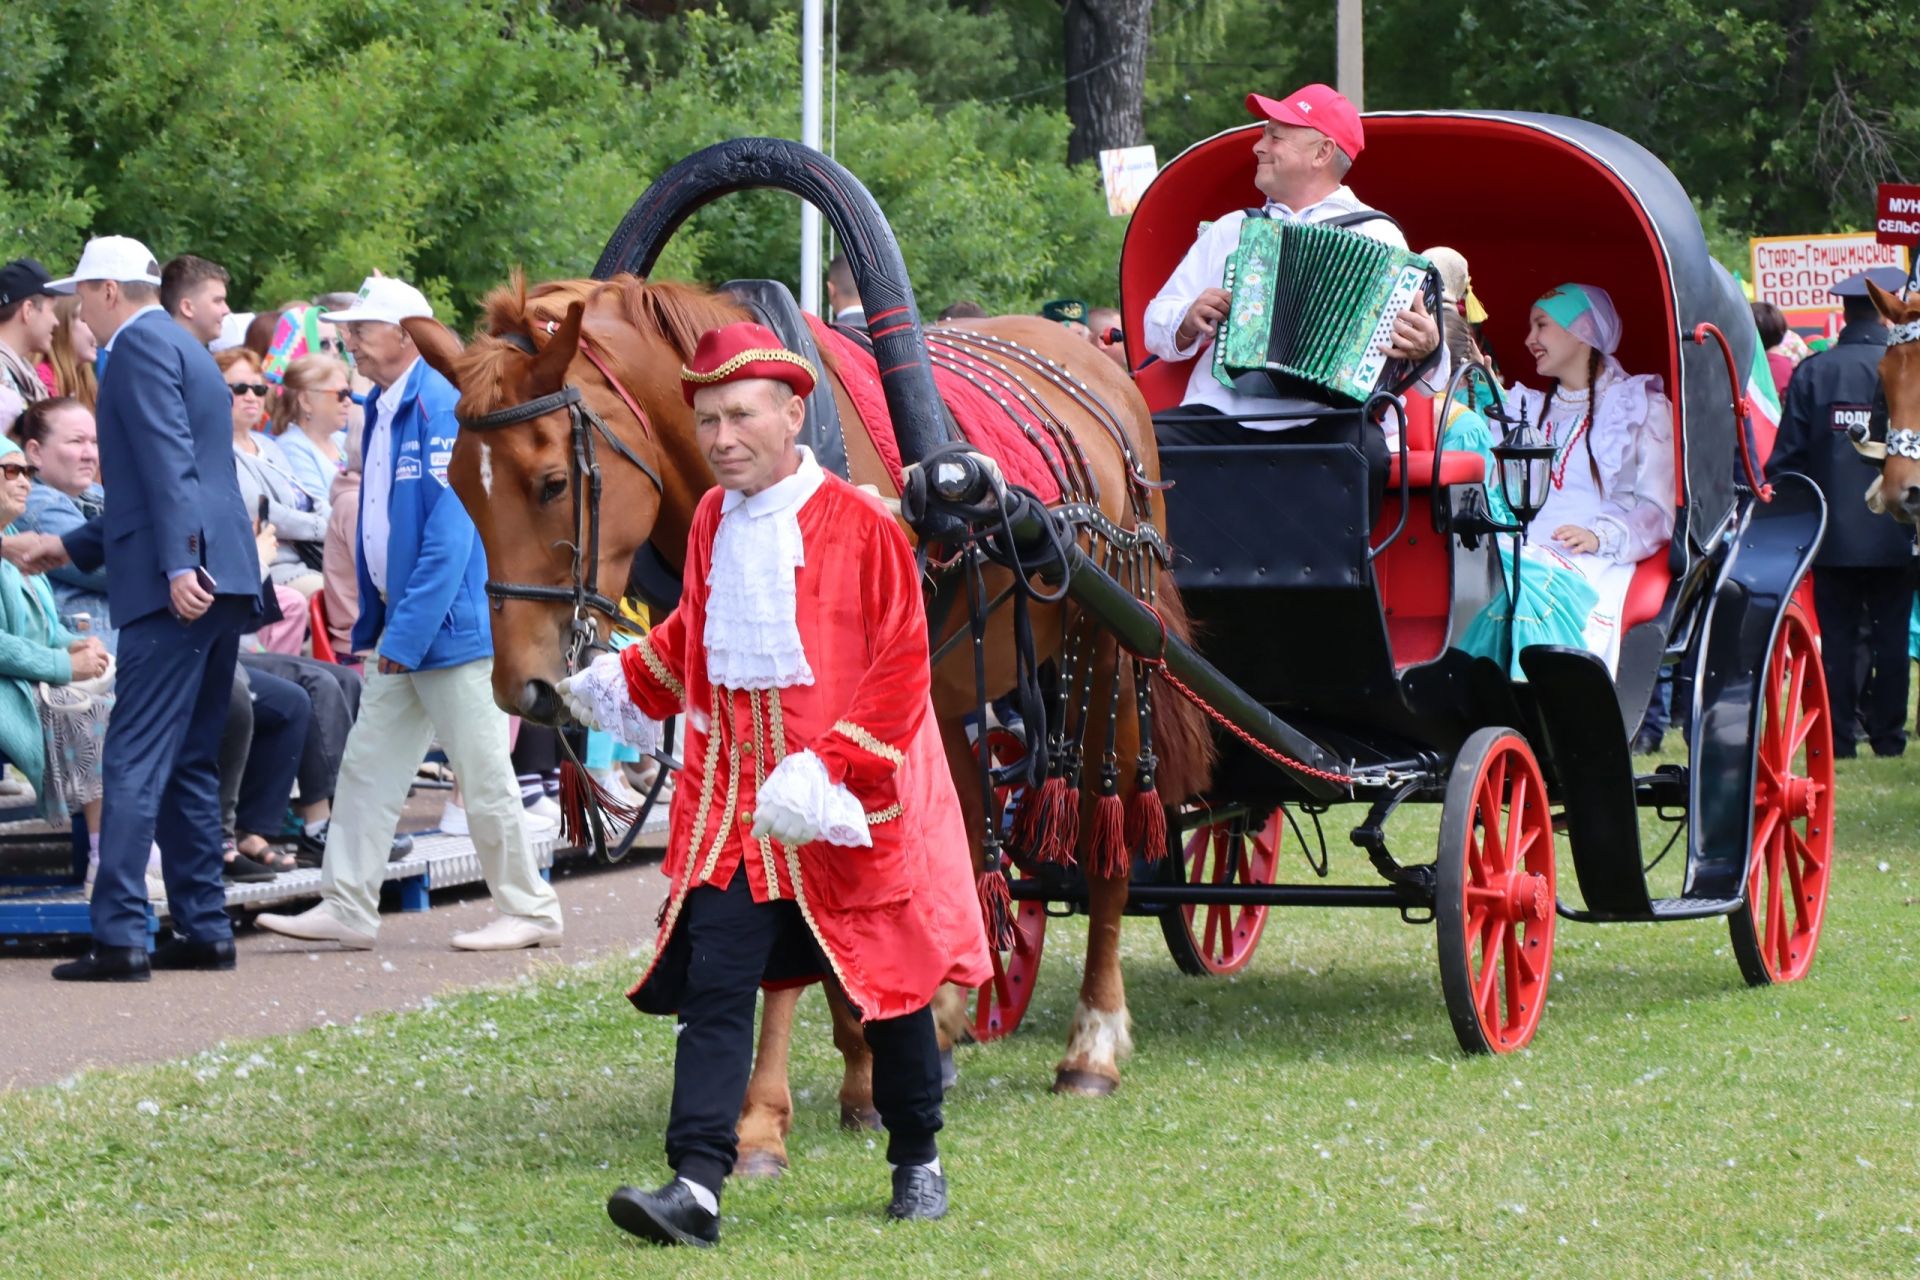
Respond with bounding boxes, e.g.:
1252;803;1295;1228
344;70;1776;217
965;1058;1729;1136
459;330;664;671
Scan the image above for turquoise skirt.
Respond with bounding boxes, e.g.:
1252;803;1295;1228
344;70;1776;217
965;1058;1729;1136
1456;540;1601;680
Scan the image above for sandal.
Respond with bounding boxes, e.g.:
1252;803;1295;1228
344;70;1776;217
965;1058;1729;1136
237;833;298;873
222;839;278;883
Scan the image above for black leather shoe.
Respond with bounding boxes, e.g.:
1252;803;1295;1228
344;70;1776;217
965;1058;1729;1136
607;1181;718;1247
293;825;416;868
150;935;237;971
51;945;151;983
886;1164;948;1222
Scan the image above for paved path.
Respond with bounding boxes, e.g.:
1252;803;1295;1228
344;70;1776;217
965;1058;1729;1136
0;854;670;1092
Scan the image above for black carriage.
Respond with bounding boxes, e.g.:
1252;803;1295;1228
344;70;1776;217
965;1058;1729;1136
949;111;1836;1053
593;112;1836;1057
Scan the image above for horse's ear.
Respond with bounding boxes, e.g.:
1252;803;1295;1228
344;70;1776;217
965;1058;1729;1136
403;317;465;388
527;302;586;396
1865;279;1916;326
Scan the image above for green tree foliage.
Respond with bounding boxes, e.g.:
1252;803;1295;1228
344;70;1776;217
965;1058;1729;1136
1;1;1122;323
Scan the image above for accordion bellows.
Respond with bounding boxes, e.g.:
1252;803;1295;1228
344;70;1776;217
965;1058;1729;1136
1213;218;1438;405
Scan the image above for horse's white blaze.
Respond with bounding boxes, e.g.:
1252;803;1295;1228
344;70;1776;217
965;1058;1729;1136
479;442;494;497
1063;999;1132;1071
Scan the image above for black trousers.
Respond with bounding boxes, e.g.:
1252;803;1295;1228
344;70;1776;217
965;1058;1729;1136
1152;404;1389;519
665;866;943;1194
1811;566;1911;756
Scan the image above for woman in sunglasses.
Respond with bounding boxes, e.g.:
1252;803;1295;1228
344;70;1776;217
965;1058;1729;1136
269;354;352;503
217;349;329;597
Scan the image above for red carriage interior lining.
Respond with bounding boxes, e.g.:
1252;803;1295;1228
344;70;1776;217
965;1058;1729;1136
1122;115;1685;664
806;316;1065;504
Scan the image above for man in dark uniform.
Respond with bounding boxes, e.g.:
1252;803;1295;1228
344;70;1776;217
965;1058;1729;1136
1767;267;1914;758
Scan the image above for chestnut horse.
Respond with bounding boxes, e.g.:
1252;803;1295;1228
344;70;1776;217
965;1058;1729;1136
401;275;1210;1174
1862;279;1920;521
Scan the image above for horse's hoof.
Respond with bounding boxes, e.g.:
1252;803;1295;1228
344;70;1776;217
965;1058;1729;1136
940;1047;959;1093
733;1150;788;1179
1051;1067;1119;1097
840;1104;883;1132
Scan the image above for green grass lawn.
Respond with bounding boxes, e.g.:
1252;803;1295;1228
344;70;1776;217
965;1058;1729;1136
3;753;1917;1279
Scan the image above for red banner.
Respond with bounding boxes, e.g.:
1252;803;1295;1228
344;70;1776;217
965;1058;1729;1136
1877;183;1920;247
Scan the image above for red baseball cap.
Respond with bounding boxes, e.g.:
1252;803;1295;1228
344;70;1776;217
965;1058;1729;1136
679;321;819;406
1246;83;1364;161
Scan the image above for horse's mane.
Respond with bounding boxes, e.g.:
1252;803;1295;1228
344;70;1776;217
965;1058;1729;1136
453;271;749;418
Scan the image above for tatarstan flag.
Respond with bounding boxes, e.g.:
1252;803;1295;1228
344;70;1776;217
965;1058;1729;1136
1746;330;1782;466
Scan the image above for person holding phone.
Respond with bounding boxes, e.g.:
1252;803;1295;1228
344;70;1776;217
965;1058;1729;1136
17;237;261;983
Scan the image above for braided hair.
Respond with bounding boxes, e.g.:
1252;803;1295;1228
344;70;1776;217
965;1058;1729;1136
1531;344;1605;488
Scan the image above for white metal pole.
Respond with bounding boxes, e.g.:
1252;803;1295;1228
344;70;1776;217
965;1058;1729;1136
801;0;824;315
1336;0;1364;111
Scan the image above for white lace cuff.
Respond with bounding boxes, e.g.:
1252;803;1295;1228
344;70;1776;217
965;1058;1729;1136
571;652;663;755
758;750;872;848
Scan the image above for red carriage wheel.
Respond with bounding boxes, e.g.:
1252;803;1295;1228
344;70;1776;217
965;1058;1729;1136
969;888;1047;1042
1160;811;1283;976
1436;728;1557;1055
1730;602;1834;985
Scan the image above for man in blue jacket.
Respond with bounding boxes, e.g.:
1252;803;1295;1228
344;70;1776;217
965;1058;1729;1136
257;277;562;951
39;236;263;981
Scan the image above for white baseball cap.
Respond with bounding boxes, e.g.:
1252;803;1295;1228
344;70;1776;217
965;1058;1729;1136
46;235;164;293
320;276;434;325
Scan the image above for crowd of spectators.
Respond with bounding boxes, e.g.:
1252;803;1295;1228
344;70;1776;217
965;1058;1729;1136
0;248;570;906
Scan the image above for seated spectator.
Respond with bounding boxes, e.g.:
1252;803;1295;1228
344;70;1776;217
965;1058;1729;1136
46;297;98;410
322;423;363;660
15;397;114;652
218;348;329;595
268;354;351;502
937;300;987;322
0;435;112;875
1752;300;1795;398
219;659;309;875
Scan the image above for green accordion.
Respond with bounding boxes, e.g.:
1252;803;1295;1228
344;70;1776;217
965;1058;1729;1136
1212;216;1439;406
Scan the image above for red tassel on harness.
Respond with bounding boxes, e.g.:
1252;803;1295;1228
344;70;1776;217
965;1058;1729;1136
977;867;1015;952
1048;781;1082;866
1088;789;1128;879
1126;784;1168;864
1007;775;1050;861
558;757;640;850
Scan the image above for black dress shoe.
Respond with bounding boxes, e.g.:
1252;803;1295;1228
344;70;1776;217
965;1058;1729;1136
886;1164;948;1222
150;935;237;971
51;945;151;983
293;824;417;869
606;1181;719;1247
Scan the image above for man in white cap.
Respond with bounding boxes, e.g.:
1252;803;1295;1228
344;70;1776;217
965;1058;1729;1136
38;236;264;981
256;276;563;952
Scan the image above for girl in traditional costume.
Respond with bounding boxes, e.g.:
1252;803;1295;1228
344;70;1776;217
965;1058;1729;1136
1459;283;1676;675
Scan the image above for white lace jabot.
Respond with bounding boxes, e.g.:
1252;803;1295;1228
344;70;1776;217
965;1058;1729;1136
704;447;826;690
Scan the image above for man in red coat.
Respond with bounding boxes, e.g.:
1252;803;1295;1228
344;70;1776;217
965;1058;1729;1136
559;321;990;1247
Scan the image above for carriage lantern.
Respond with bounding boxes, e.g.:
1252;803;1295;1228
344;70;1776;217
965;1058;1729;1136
1491;421;1557;530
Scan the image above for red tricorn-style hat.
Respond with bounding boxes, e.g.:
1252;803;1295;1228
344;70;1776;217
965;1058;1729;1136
679;321;819;406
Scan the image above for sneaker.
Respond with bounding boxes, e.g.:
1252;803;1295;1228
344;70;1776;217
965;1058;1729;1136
524;793;564;824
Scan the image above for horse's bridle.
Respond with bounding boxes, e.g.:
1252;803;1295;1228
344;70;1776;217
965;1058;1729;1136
459;333;664;672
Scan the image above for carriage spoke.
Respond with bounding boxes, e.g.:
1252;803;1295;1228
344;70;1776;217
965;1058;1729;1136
1788;705;1820;759
1474;919;1505;1020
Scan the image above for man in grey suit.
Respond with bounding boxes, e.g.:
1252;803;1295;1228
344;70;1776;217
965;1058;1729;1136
28;236;262;981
